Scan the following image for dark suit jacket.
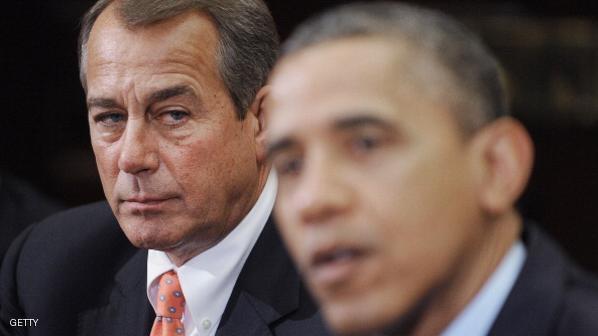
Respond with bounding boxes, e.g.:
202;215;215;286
0;201;330;336
0;173;63;264
488;223;598;335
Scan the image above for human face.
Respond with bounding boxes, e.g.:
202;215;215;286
266;38;487;335
85;6;263;263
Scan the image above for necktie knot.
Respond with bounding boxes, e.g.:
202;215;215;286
156;271;185;319
151;271;186;336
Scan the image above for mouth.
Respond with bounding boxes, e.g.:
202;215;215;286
120;195;178;213
308;245;369;287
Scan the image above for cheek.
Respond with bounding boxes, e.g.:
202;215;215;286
92;142;120;184
273;197;313;274
274;201;302;254
372;147;472;223
160;143;210;197
91;146;121;207
362;154;471;259
162;128;257;201
168;146;202;175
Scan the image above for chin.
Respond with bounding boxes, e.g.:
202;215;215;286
322;291;414;336
124;230;177;250
118;216;182;250
326;316;383;336
322;302;385;336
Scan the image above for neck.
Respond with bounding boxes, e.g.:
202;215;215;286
403;211;522;336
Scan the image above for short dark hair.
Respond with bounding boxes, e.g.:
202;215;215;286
282;1;507;134
79;0;279;119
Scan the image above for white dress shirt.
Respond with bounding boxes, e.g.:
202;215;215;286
441;240;526;336
147;171;277;336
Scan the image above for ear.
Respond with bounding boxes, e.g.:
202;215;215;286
246;85;270;164
471;117;534;216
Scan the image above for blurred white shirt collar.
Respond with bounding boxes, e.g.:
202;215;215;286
441;240;526;336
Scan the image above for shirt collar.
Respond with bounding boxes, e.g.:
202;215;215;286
441;240;526;336
147;170;277;334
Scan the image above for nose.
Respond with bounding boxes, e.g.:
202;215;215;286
294;153;353;225
117;119;159;175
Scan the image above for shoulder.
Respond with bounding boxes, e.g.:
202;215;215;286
10;201;127;260
0;173;64;260
26;200;115;236
554;258;598;334
495;223;598;335
0;173;63;215
0;201;142;335
6;200;134;271
2;200;134;273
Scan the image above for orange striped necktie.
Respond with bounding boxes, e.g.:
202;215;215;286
150;271;186;336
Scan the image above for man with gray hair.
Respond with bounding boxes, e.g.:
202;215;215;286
265;2;598;335
0;1;329;335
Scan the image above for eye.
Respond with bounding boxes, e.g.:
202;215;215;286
274;156;303;177
350;134;382;154
157;109;190;126
94;112;126;127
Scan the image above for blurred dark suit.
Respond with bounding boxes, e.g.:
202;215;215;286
489;224;598;335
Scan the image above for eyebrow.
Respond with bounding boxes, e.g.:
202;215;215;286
147;85;197;105
333;114;395;131
86;85;197;110
266;114;396;160
87;97;120;110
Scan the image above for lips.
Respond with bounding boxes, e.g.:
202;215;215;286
124;196;172;204
120;195;178;212
308;245;369;287
313;248;361;266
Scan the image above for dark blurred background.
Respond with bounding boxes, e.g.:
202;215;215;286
1;1;597;270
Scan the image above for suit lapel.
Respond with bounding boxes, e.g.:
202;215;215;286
489;224;568;335
78;249;154;336
217;218;301;336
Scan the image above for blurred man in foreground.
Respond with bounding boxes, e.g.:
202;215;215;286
0;1;329;335
265;2;598;335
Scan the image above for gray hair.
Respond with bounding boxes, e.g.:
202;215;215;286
282;1;508;134
78;0;279;119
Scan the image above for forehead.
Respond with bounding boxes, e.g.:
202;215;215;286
85;5;220;93
267;37;456;137
272;38;404;103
